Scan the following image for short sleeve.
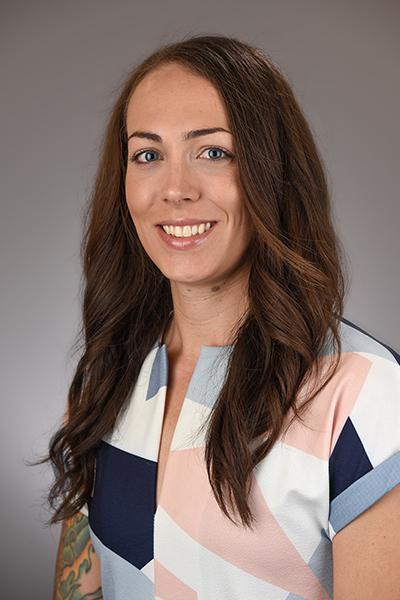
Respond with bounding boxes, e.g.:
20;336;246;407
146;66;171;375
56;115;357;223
328;353;400;541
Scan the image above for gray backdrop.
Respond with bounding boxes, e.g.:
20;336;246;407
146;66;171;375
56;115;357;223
1;0;399;597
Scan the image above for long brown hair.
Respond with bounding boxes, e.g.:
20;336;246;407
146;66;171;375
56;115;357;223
36;34;348;530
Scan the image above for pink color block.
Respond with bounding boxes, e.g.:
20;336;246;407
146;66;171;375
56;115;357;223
159;447;330;598
154;559;198;600
279;353;372;459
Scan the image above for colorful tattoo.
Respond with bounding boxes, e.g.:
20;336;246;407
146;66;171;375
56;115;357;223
54;512;102;600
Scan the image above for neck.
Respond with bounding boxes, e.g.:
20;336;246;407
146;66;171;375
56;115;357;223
162;262;250;361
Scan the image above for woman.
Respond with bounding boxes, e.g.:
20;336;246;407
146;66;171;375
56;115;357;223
45;35;400;599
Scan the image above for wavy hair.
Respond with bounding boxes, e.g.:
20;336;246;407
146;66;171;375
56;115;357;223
36;34;349;529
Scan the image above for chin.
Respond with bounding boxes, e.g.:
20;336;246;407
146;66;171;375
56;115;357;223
166;269;215;285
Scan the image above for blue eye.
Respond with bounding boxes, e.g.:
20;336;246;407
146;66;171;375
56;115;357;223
130;150;159;164
200;147;232;161
129;146;233;165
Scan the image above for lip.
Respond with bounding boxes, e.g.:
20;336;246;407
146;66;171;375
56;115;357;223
156;219;218;226
156;221;218;250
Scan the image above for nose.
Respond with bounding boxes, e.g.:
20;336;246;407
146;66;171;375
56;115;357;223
160;158;200;205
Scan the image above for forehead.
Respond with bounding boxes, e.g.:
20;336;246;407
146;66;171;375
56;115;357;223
126;63;229;131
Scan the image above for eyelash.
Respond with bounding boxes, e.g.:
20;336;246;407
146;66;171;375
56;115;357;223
129;146;234;165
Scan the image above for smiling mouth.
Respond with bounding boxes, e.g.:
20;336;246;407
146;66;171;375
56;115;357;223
156;221;218;248
157;222;217;238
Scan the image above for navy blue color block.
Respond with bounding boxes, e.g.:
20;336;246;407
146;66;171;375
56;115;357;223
329;417;373;502
89;440;156;569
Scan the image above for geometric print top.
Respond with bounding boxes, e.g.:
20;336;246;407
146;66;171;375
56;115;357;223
82;317;400;599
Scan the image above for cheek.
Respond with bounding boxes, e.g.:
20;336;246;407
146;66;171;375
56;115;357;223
125;178;146;221
230;202;253;249
124;177;134;211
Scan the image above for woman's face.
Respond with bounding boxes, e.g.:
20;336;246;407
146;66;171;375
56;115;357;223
125;62;253;286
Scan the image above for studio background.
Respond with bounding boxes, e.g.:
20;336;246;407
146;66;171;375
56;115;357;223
1;0;399;596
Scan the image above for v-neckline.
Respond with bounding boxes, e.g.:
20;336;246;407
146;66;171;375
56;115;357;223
152;337;234;516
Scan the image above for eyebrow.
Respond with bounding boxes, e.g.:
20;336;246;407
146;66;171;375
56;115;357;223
127;127;232;143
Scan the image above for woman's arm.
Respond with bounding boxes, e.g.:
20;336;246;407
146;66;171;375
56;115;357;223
53;511;102;600
332;483;400;599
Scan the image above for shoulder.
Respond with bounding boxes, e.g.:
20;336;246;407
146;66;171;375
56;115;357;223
338;316;400;364
325;317;400;542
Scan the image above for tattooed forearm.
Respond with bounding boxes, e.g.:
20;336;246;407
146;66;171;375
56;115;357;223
53;512;103;600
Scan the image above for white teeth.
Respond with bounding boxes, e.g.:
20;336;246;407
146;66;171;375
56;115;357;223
162;222;213;237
